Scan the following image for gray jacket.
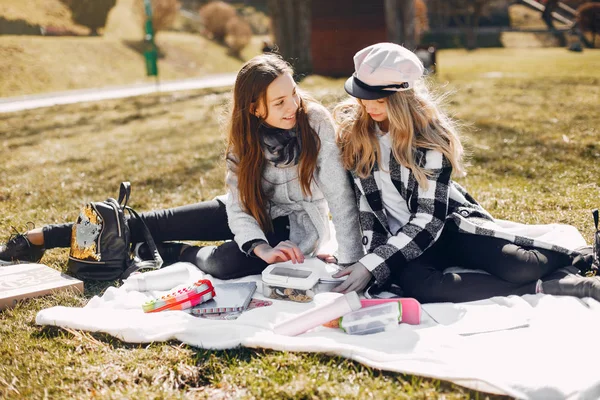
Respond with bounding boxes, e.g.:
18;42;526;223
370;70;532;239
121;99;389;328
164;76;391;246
222;103;365;264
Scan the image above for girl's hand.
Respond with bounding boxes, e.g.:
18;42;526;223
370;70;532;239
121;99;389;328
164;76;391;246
316;254;338;264
331;262;372;293
253;241;304;264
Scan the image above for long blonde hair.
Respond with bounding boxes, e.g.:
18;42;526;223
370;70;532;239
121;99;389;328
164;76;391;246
335;81;464;189
226;54;320;232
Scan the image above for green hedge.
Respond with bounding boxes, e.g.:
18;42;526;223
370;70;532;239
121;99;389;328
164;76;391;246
421;31;503;49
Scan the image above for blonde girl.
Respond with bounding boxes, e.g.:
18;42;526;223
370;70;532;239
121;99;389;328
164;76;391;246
331;42;599;303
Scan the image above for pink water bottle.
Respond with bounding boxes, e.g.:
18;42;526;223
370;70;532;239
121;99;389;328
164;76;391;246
273;291;362;336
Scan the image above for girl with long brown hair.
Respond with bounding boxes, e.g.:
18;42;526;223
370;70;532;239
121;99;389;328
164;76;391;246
332;42;599;302
219;52;364;271
1;54;364;279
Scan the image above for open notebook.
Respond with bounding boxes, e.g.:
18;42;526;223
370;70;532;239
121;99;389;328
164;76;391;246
188;281;256;315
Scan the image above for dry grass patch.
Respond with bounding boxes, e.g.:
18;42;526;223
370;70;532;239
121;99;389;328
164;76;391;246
0;32;264;97
0;0;86;33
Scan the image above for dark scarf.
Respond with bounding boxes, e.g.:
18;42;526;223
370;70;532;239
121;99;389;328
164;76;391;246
258;123;302;167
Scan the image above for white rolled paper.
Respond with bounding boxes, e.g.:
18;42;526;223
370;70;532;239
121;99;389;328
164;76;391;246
273;291;362;336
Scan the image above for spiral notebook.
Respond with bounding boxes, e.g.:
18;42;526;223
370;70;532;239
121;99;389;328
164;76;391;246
189;281;256;315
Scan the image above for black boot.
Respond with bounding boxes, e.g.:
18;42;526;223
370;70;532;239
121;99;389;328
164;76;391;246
134;241;186;265
572;246;598;277
0;229;45;264
571;209;600;277
541;273;600;302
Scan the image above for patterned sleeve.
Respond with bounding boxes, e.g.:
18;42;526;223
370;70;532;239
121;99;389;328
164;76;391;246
360;149;452;284
223;153;269;254
309;104;365;264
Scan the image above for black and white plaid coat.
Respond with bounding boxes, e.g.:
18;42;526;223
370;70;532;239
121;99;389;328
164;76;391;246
351;147;578;286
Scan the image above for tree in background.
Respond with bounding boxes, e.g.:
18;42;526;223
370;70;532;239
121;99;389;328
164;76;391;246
427;0;490;49
136;0;181;34
385;0;429;49
199;1;237;41
386;0;417;49
199;1;254;57
59;0;117;36
267;0;311;76
225;16;253;58
238;6;271;35
415;0;430;41
577;2;600;47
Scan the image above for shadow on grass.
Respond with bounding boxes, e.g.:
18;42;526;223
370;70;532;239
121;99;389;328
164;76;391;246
56;157;92;166
84;279;122;298
33;325;167;350
139;159;222;191
1;116;93;142
469;121;598;181
122;39;166;59
134;141;224;191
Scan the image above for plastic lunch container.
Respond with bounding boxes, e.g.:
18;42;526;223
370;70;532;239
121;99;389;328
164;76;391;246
261;264;320;302
339;301;402;335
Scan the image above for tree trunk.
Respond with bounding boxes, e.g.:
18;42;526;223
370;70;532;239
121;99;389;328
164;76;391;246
452;1;482;50
267;0;312;77
385;0;417;49
464;26;476;50
467;4;481;50
401;0;416;49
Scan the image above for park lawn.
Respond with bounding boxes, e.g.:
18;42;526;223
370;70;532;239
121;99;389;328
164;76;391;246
0;0;85;33
0;47;599;399
0;32;265;97
0;0;265;97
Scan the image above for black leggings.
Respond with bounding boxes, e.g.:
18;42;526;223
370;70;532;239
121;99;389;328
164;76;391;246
42;199;290;280
392;223;573;304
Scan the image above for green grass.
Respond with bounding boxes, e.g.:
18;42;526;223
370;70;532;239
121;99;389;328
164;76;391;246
435;48;600;233
1;48;599;399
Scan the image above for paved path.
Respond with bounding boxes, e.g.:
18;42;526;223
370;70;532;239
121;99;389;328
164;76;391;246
0;73;237;113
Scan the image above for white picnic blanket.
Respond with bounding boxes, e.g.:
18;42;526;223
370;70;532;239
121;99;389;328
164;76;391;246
36;222;600;399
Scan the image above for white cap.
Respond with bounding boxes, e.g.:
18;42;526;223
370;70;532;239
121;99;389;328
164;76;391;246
344;42;424;100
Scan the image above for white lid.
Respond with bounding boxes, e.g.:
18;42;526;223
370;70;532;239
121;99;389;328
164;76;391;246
261;263;320;290
344;291;362;311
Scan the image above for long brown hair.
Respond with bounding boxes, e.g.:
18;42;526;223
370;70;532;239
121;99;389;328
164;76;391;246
226;54;320;232
335;80;464;189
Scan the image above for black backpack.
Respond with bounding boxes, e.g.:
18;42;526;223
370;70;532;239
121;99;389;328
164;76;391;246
67;182;163;280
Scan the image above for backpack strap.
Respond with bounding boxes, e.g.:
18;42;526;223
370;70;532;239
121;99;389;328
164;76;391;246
121;206;164;278
591;209;600;269
118;182;131;208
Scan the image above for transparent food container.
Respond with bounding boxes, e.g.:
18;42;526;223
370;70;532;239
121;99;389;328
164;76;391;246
261;264;320;303
315;280;342;294
339;301;401;335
